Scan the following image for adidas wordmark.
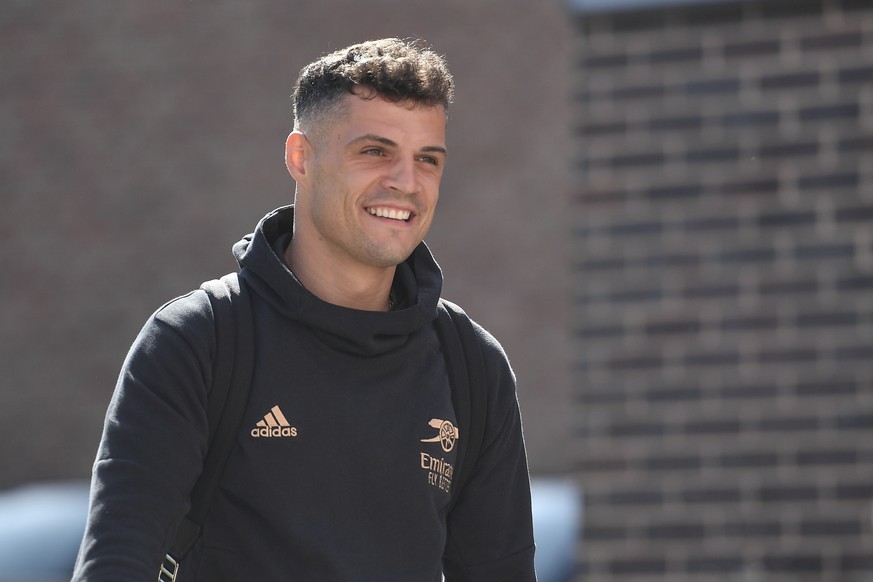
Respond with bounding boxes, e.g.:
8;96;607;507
252;405;298;438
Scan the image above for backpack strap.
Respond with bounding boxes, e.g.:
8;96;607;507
435;299;488;513
160;273;255;581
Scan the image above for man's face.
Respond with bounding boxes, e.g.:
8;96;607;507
293;92;447;270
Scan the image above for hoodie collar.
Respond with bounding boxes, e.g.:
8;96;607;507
232;206;443;356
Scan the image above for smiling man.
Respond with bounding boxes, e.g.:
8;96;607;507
285;85;447;309
72;38;537;582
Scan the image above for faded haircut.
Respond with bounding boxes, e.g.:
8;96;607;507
292;38;454;129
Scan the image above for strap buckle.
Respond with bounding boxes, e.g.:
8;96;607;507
158;553;180;582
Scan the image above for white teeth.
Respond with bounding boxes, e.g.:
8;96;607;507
368;207;411;221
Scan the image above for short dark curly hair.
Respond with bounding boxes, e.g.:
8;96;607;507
292;38;454;128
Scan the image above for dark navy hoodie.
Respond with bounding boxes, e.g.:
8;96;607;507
72;207;536;581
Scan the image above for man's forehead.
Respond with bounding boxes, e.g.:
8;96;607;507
340;93;447;142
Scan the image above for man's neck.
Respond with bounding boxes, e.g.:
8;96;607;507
284;236;396;312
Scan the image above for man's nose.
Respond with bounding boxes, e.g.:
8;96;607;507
382;157;419;194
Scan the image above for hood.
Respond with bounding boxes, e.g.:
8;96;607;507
232;206;443;356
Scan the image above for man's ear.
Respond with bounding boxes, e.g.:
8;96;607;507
285;131;309;180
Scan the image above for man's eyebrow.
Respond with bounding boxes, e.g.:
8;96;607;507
421;145;448;156
349;134;397;148
349;134;447;156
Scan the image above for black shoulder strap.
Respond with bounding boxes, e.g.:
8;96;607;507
435;299;488;513
163;273;255;573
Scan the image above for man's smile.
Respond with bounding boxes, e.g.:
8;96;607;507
366;206;413;222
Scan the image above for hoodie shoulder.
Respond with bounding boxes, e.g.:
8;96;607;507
440;299;516;386
153;288;213;330
136;288;217;372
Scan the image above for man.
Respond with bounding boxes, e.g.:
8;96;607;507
72;38;536;581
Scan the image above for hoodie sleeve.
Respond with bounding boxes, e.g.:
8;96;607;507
71;290;214;582
442;323;537;582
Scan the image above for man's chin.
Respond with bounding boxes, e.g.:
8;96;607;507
361;245;418;268
356;234;422;268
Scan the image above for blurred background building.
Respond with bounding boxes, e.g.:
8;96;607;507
3;0;873;580
571;0;873;580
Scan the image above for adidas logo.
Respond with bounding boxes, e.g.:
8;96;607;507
251;405;298;438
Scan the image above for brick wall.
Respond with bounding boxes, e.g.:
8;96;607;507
571;0;873;580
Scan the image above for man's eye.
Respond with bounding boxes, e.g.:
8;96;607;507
363;148;384;156
419;156;439;166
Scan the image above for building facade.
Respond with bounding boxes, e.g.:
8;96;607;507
571;0;873;579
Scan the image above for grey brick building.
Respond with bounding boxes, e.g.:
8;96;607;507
570;0;873;579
